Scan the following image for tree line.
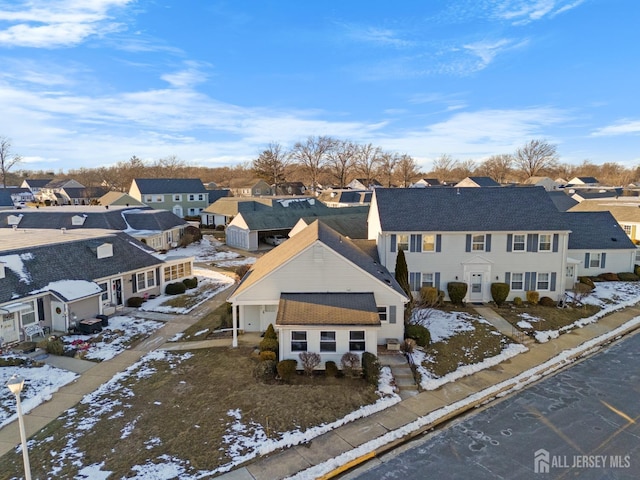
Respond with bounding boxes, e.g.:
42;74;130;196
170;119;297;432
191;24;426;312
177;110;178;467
2;135;639;191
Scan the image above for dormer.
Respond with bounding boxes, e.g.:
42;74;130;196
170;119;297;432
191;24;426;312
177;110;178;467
7;214;23;226
0;262;5;279
71;214;87;226
97;243;113;259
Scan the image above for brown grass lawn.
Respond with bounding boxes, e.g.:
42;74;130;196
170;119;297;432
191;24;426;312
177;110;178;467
0;347;377;479
495;303;601;332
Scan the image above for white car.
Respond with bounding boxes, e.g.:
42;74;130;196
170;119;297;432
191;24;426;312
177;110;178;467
264;234;287;246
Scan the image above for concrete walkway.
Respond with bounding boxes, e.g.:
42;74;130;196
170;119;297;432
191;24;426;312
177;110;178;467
220;304;640;480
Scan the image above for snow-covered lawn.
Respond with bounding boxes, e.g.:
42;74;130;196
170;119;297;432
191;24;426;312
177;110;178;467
520;282;640;342
157;235;238;263
139;267;234;314
409;308;527;390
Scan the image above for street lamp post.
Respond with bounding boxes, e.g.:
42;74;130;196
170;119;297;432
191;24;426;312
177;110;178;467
6;375;32;480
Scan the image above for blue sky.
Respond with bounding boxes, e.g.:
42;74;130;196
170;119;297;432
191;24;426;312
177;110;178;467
0;0;638;173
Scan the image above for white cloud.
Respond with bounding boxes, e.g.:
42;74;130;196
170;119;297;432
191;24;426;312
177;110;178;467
0;0;133;48
591;120;640;137
343;24;414;48
463;38;529;70
494;0;585;25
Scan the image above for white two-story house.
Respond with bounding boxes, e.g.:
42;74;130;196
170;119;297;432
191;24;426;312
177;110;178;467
368;187;572;302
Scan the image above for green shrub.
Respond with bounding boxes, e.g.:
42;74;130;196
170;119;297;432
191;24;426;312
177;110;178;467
526;290;539;305
578;276;596;289
299;351;321;376
277;359;298;382
258;337;278;354
259;351;276;362
405;324;431;347
513;296;523;306
254;360;276;382
127;296;144;307
325;361;339;377
183;277;198;289
634;265;640;277
42;338;65;356
539;296;556;307
490;282;510;306
447;281;468;305
419;287;441;307
341;352;361;377
264;323;277;340
598;272;619;281
165;282;187;295
362;351;381;386
574;282;593;294
617;271;640;281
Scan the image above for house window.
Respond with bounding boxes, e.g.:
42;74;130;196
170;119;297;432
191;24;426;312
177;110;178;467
188;208;197;216
539;234;552;251
511;273;524;290
397;235;409;251
155;195;163;202
164;262;192;281
174;194;181;201
349;331;365;351
291;331;307;351
472;234;485;251
137;272;146;291
198;194;205;201
320;331;336;352
99;282;109;301
136;270;155;291
623;224;632;235
144;195;153;203
422;273;434;288
537;272;550;290
590;253;601;268
377;307;388;323
189;194;195;201
146;270;155;288
21;303;36;326
422;234;435;252
512;234;526;251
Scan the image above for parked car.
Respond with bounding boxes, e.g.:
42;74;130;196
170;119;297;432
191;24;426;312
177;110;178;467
264;234;287;246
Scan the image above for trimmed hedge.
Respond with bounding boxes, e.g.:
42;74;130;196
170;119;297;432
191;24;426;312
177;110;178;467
362;352;381;386
277;359;298;382
539;296;556;307
183;277;198;289
325;360;339;377
258;337;278;354
490;282;510;306
264;323;277;340
447;281;468;305
127;296;144;307
165;282;187;295
513;296;523;306
578;276;596;289
618;271;640;281
259;351;276;362
254;360;276;382
341;352;361;377
598;272;619;281
419;287;442;307
526;290;539;305
405;324;431;347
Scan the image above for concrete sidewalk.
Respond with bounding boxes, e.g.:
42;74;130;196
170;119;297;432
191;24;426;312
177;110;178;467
219;304;640;480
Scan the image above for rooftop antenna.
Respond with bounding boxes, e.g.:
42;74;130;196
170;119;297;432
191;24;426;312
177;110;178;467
456;188;460;195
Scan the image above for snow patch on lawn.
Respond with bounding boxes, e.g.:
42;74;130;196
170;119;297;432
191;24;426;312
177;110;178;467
410;308;476;342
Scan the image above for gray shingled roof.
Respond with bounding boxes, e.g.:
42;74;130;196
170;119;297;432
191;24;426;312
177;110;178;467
373;187;569;232
0;207;187;231
547;191;579;211
0;189;13;207
23;179;52;188
0;232;163;304
132;178;207;194
299;210;368;239
466;176;501;187
276;292;380;326
565;212;636;250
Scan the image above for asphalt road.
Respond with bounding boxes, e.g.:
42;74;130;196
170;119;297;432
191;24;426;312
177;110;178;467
347;332;640;480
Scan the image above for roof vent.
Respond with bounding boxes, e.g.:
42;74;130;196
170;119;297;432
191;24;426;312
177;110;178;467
61;227;66;234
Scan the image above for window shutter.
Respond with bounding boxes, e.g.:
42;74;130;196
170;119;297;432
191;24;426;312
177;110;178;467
156;268;160;286
390;234;396;252
389;305;396;324
601;252;606;268
410;234;421;252
409;272;420;291
436;234;442;252
531;272;537;288
505;272;511;285
466;234;472;252
435;272;441;290
486;234;492;252
552;234;559;252
550;272;557;291
584;252;590;269
507;234;513;252
524;272;531;291
531;234;539;252
527;234;533;252
131;274;137;293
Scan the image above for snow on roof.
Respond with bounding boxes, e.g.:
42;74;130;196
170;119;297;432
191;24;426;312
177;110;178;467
0;252;33;284
31;279;102;301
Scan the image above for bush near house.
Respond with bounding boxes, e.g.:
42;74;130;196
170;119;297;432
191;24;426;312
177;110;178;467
526;290;540;305
447;282;468;305
419;287;443;307
127;296;145;307
578;276;596;289
539;296;556;307
341;352;361;377
183;277;198;289
165;282;187;295
277;359;298;382
299;352;321;376
405;323;431;347
362;352;381;386
253;359;276;382
635;265;640;277
513;296;523;306
490;282;510;306
259;351;276;362
618;271;640;281
598;272;619;281
325;361;339;377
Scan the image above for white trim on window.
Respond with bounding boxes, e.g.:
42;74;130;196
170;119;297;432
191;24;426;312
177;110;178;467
539;234;552;251
537;272;550;290
512;234;526;252
511;272;524;290
472;234;485;251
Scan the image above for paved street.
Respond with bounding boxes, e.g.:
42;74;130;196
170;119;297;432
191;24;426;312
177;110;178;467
347;332;640;480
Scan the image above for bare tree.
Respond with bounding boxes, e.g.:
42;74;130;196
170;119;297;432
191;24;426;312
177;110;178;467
431;154;457;181
451;159;476;180
477;154;513;184
252;142;291;193
0;136;21;188
396;154;420;187
355;143;382;188
377;151;399;187
290;136;335;193
153;155;188;178
513;139;559;179
325;139;357;188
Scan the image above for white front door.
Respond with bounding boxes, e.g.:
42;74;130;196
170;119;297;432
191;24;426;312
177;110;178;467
470;273;484;302
51;301;67;332
173;205;183;217
1;312;19;344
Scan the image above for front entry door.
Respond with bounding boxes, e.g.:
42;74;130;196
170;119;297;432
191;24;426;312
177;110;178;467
112;278;123;306
51;301;67;332
1;312;19;344
470;273;483;302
